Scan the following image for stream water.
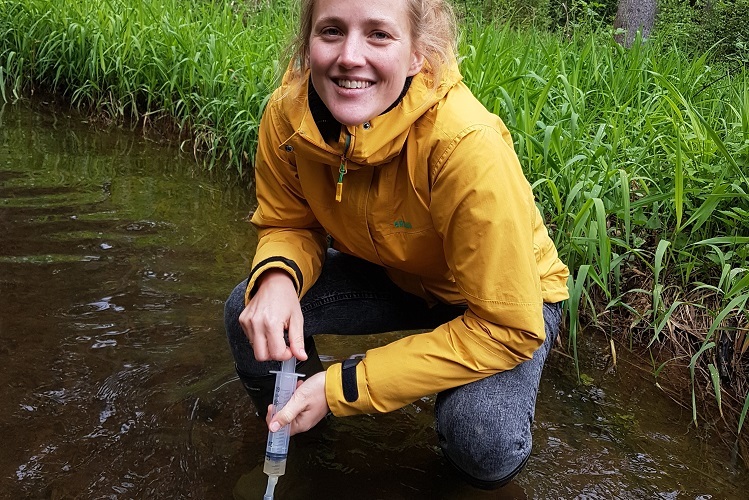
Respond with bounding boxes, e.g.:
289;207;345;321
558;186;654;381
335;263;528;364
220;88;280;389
1;102;747;499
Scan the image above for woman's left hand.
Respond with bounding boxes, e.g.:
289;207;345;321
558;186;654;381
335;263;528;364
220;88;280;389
267;371;329;435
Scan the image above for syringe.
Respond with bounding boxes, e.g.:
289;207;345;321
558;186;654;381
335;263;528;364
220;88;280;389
263;357;302;500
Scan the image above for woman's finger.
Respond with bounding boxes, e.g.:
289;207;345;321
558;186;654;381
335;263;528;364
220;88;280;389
268;389;304;432
268;372;328;435
287;309;307;361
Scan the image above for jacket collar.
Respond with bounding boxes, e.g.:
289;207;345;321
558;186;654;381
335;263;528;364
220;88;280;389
308;77;414;144
279;64;463;167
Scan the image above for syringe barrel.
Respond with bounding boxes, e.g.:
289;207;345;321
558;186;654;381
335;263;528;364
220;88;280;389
264;357;302;475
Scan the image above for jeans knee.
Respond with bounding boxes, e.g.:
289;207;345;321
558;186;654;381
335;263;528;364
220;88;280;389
224;280;248;326
224;280;257;373
439;429;532;489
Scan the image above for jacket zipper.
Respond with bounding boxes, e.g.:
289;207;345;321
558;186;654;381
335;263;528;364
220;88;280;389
335;132;352;202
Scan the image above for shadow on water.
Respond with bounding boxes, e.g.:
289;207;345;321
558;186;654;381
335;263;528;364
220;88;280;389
1;102;747;499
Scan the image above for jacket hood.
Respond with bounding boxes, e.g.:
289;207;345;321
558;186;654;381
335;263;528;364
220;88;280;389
273;63;464;168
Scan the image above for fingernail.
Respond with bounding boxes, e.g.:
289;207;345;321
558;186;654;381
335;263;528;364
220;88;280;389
269;422;280;432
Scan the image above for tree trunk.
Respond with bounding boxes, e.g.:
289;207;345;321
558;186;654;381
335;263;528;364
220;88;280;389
613;0;657;48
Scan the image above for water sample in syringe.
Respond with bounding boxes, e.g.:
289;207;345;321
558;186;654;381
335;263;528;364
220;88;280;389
263;357;302;499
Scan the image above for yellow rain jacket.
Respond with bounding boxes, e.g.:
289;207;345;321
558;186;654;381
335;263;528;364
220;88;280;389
246;65;569;416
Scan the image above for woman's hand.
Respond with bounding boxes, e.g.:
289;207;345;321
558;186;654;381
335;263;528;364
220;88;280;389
267;371;329;435
239;269;307;362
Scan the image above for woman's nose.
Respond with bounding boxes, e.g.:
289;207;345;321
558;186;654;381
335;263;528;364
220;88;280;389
337;35;366;68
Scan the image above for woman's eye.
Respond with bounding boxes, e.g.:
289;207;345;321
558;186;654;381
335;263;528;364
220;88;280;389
371;31;390;41
321;27;342;37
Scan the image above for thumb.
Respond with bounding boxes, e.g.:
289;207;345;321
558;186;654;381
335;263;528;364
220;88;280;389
269;391;303;432
287;313;307;362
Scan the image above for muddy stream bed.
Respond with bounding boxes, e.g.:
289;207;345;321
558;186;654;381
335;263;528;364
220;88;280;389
1;102;747;499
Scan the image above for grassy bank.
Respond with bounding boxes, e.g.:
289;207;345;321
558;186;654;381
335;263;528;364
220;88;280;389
2;0;748;444
0;0;292;167
458;23;749;443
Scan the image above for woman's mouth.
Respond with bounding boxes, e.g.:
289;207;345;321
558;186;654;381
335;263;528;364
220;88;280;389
336;79;372;89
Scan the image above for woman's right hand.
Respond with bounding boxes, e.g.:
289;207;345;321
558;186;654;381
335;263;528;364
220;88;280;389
238;269;308;362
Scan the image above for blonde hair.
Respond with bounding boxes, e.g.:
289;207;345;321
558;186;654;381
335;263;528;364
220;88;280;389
289;0;457;87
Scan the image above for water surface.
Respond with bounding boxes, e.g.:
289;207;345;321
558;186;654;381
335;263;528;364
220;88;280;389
1;102;746;499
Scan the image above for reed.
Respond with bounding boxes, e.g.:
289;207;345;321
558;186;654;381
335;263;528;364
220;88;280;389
459;23;748;435
1;0;748;439
0;0;292;169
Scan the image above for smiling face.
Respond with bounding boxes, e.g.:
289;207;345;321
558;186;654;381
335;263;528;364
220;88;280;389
308;0;424;127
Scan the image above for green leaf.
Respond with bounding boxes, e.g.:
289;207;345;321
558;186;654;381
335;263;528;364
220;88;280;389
707;363;723;418
739;391;749;436
689;342;715;426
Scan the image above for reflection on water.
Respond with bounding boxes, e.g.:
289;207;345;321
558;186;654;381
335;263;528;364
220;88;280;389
0;102;256;499
1;102;747;499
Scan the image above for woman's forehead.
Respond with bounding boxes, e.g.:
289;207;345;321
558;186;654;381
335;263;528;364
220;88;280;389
311;0;410;25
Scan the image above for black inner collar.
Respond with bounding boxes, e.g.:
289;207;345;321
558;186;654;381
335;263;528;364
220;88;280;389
308;76;413;144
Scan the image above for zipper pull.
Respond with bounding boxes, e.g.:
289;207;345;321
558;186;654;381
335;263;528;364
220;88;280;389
336;133;352;202
336;158;347;202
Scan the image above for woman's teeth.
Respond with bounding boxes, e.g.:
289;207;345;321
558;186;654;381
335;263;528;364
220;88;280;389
337;80;372;89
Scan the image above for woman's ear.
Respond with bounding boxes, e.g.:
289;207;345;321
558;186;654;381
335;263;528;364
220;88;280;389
407;52;425;77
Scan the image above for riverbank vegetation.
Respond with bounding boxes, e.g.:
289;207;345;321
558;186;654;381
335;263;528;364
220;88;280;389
1;0;747;452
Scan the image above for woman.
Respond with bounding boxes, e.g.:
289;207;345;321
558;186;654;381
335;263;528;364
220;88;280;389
225;0;569;489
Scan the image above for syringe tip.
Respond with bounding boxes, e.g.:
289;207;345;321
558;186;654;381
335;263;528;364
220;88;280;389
263;474;278;500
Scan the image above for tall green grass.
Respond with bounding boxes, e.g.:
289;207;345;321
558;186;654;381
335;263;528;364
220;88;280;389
2;0;748;438
0;0;293;169
459;23;748;434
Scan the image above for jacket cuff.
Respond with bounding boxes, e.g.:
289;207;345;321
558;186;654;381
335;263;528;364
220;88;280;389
325;362;373;416
245;256;304;304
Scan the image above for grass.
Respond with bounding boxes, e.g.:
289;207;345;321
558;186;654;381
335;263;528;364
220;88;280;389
460;23;749;439
2;0;748;444
0;0;292;169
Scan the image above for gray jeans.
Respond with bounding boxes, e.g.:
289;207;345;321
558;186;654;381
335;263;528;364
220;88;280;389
225;248;563;489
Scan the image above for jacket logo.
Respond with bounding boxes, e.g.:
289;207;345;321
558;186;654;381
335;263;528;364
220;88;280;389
394;219;412;229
